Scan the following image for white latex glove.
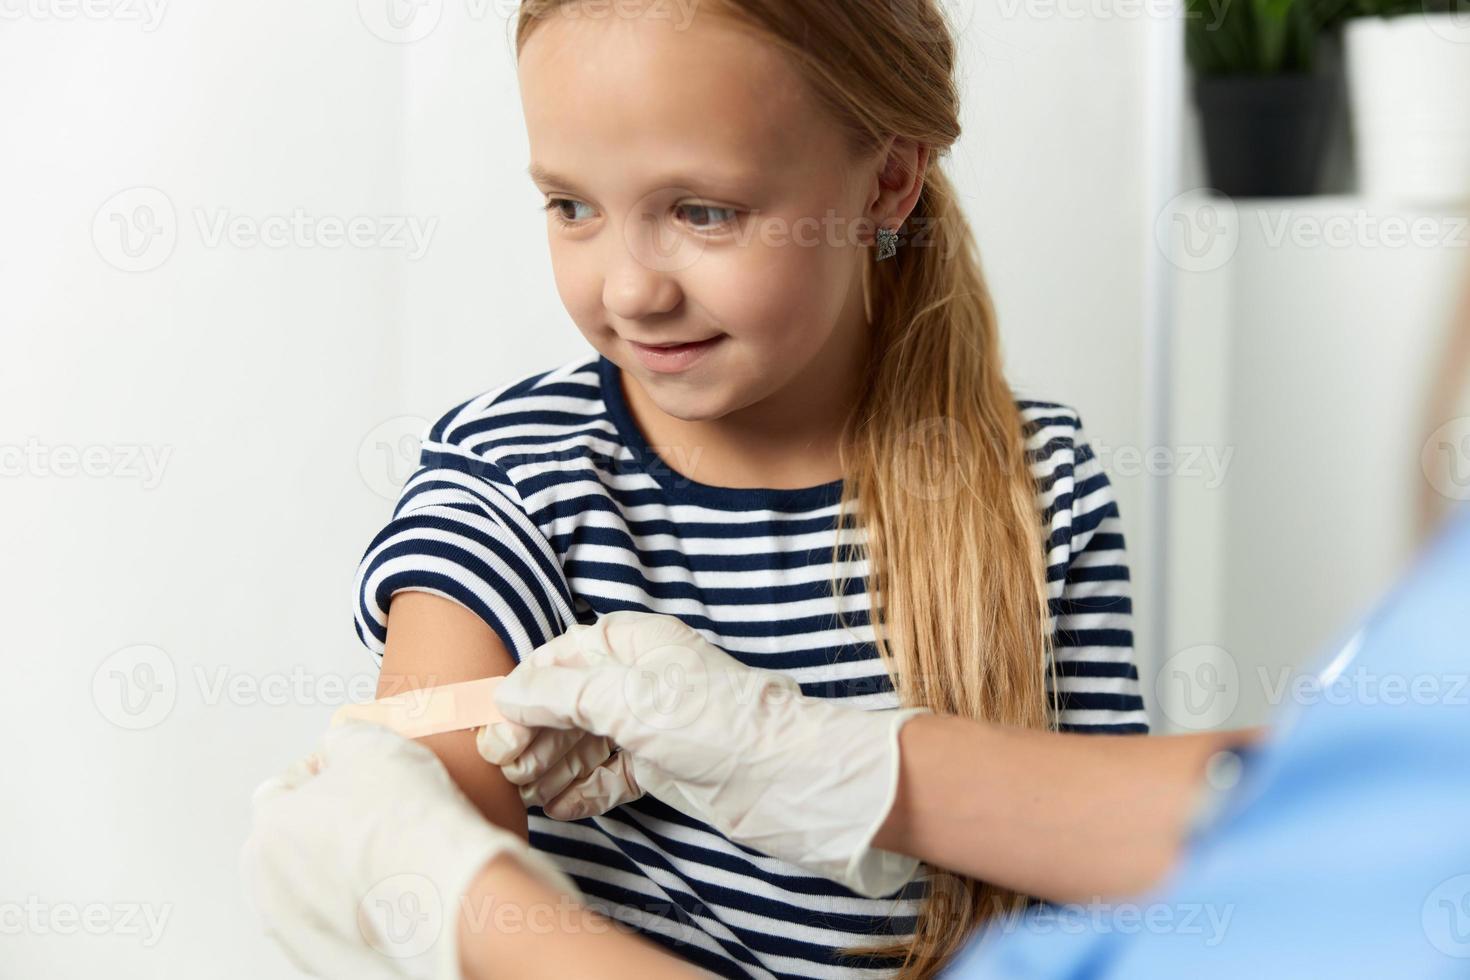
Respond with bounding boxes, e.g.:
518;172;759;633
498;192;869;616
476;611;928;899
241;721;579;980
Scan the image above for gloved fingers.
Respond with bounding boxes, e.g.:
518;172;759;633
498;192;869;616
318;718;421;764
242;828;400;980
324;942;407;980
496;726;589;785
250;774;291;809
587;611;706;668
494;663;627;735
249;746;324;808
518;614;703;673
237;832;269;923
270;920;405;980
518;734;617;807
516;623;604;672
541;749;642;822
479;640;603;767
475;719;537;766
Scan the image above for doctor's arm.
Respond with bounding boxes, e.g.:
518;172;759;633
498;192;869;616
873;715;1265;902
455;857;697;980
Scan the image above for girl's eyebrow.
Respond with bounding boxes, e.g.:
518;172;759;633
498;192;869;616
527;162;761;197
527;163;579;189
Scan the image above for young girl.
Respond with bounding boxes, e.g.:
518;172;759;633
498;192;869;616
352;1;1148;977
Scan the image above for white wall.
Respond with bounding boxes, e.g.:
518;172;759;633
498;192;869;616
1164;195;1470;730
2;4;410;977
1;4;1164;977
957;12;1160;683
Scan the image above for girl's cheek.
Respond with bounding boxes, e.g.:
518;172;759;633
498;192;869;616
713;249;837;354
546;231;838;370
549;255;608;340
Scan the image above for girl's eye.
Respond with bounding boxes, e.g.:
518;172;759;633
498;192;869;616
543;198;595;227
542;199;740;231
676;203;739;230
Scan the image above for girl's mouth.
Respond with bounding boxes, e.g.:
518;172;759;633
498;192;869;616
628;336;725;374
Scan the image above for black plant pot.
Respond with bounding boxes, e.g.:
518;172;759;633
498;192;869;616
1194;74;1337;198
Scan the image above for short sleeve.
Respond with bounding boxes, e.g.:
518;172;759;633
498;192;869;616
1047;418;1150;734
352;408;576;666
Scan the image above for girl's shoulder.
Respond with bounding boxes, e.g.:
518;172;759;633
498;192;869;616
1016;400;1121;559
1015;398;1115;513
423;352;606;455
1015;399;1092;461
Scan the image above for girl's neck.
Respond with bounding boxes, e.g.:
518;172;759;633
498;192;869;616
620;321;870;492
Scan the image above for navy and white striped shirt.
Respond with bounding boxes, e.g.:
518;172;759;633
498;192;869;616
353;352;1149;979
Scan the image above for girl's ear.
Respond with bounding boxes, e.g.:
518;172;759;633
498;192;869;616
867;137;931;239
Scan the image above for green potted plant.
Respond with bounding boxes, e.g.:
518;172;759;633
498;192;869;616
1344;0;1470;204
1187;0;1351;196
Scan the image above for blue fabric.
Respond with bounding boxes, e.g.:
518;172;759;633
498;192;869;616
947;511;1470;980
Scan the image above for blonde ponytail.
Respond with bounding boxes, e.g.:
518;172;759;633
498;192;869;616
833;156;1056;980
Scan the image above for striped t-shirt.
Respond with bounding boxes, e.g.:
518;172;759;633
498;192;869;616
353;352;1149;979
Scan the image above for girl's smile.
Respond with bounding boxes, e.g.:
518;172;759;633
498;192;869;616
625;334;726;374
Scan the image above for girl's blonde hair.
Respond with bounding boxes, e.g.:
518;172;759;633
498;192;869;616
516;2;1056;976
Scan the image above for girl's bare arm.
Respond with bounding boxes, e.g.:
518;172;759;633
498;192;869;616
378;592;703;978
375;590;528;838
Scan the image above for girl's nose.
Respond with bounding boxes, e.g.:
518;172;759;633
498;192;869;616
602;252;683;321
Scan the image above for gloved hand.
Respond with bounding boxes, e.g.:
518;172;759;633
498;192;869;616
241;721;579;980
476;611;928;899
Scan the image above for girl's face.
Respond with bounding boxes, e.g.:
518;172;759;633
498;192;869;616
517;6;887;425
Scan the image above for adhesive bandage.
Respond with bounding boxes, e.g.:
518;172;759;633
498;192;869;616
330;676;506;739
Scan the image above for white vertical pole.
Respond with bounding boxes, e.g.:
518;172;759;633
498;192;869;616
1141;5;1186;729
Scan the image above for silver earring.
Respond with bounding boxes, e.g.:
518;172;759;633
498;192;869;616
876;226;900;262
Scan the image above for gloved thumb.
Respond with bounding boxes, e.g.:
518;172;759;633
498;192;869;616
494;662;626;737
